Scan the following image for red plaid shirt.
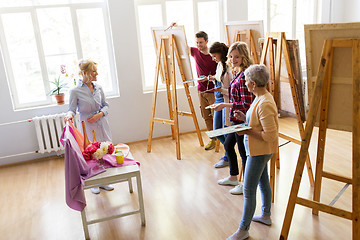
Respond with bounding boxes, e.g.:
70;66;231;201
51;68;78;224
228;71;254;122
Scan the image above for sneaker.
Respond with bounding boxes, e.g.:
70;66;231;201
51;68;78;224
214;159;229;168
205;139;216;150
218;177;239;186
99;185;114;191
229;184;243;195
226;229;249;240
252;215;272;226
91;187;100;194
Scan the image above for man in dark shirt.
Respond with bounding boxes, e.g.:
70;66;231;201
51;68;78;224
190;31;218;150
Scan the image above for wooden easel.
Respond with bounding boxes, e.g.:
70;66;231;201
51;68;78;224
233;29;259;64
280;38;360;240
260;32;315;202
147;34;204;160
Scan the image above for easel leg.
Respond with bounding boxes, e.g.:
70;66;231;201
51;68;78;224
215;139;220;152
268;37;276;98
275;152;280;169
352;39;360;240
161;38;175;140
270;150;279;202
170;37;181;160
173;36;204;147
147;41;163;152
280;40;333;240
313;47;334;215
281;34;315;187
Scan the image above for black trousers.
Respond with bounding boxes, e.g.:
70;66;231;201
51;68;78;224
224;127;247;177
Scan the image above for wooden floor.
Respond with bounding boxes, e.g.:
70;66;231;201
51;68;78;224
0;117;353;240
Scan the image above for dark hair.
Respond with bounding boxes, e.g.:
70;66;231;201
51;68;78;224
209;42;229;80
195;31;208;41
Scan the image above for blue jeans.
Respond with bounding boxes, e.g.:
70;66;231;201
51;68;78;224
213;98;228;160
240;154;273;230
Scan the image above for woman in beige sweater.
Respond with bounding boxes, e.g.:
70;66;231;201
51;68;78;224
227;64;278;240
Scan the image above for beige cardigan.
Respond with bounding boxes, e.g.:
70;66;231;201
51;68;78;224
248;92;279;156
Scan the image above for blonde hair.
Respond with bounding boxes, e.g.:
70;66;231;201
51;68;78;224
78;59;97;76
226;41;253;73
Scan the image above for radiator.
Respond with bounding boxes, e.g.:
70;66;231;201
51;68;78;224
32;113;80;154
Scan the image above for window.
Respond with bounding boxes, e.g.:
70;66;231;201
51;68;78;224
134;0;222;91
0;0;117;109
248;0;317;70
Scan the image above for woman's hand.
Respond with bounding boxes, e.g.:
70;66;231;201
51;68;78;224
64;114;73;123
234;110;246;121
213;103;225;111
236;129;251;136
207;75;216;81
87;112;104;123
197;76;208;82
212;87;222;92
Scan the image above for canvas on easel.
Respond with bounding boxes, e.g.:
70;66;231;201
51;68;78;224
225;20;264;64
280;23;360;240
305;22;360;132
280;37;360;240
147;25;204;160
151;26;193;85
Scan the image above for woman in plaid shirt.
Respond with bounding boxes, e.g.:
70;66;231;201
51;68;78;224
213;42;254;195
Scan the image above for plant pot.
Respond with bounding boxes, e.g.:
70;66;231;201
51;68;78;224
54;93;65;105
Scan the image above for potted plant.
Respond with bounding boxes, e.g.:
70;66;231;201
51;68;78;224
48;65;71;105
48;75;68;105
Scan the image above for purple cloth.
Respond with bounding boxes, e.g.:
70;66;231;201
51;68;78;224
86;154;140;169
61;125;105;211
61;124;139;211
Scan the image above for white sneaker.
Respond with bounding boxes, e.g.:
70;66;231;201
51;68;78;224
252;215;272;226
229;184;243;195
91;187;100;194
214;159;230;168
218;177;239;186
99;185;114;191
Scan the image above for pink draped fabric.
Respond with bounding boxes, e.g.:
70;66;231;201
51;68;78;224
61;124;139;211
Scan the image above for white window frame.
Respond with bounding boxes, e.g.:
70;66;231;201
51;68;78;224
251;0;318;73
134;0;224;92
262;0;319;39
0;1;118;110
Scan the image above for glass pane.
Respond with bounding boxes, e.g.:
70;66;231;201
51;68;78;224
37;7;76;56
0;0;103;8
248;0;266;28
198;1;220;44
270;0;292;38
77;8;112;92
46;55;79;94
166;1;194;43
137;4;163;89
2;13;46;104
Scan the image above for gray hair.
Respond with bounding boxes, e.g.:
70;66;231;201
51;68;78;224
244;64;269;87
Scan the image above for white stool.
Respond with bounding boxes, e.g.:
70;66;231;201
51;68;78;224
81;164;146;239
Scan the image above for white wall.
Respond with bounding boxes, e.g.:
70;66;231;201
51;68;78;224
0;0;203;165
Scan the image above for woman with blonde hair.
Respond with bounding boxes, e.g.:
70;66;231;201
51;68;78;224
212;42;254;194
65;59;113;194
